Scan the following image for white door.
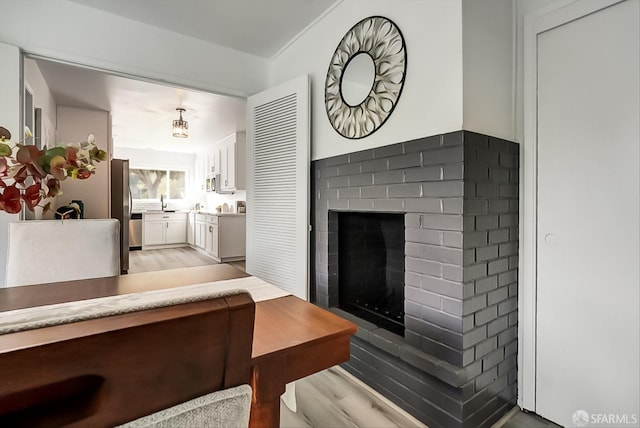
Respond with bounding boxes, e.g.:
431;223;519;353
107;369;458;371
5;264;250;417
246;75;309;299
536;1;639;425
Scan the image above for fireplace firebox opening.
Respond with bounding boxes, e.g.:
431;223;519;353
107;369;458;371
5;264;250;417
337;212;405;336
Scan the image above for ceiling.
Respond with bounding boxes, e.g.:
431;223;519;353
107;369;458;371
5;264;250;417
36;0;338;154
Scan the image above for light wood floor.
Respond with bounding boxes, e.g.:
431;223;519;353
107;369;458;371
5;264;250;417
127;247;424;428
129;246;245;274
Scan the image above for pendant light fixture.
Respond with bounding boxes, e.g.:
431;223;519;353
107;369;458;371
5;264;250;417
172;107;188;138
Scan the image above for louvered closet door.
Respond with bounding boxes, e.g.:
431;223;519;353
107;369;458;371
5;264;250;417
246;75;309;299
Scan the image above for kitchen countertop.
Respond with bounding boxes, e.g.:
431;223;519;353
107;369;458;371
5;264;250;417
192;211;245;216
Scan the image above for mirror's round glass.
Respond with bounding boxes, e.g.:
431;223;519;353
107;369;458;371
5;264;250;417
341;53;375;106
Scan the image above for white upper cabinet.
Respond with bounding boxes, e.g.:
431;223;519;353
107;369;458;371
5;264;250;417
218;132;245;193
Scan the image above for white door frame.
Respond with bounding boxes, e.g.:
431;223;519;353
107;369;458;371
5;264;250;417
519;0;625;411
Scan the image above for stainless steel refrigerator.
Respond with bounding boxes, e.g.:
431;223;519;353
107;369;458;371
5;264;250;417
111;159;130;273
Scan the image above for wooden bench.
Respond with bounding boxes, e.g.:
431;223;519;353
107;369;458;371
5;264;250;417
0;290;255;427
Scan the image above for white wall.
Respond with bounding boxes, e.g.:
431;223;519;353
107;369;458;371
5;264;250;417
269;0;464;160
24;58;57;149
56;106;111;219
462;0;515;141
23;58;59;219
0;0;269;98
0;42;21;288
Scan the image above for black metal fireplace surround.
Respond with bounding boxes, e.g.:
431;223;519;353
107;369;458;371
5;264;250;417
337;212;405;336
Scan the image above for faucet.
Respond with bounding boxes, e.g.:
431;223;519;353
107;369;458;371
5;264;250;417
160;194;167;211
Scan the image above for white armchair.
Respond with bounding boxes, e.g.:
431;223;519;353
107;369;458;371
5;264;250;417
4;219;120;287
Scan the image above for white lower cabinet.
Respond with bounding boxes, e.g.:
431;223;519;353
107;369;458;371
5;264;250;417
191;213;245;262
142;212;187;249
194;214;206;248
205;215;218;257
187;213;195;246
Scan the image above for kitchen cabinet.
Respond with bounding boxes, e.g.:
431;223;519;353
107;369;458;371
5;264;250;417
191;213;246;262
217;132;245;193
208;148;219;177
142;212;187;249
205;215;218;257
194;214;206;249
187;212;195;246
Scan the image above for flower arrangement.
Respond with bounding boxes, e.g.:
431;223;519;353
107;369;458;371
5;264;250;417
0;126;107;214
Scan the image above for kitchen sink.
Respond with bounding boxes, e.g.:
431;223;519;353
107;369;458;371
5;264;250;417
144;210;176;213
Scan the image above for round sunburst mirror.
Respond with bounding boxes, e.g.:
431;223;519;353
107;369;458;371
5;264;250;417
324;16;407;139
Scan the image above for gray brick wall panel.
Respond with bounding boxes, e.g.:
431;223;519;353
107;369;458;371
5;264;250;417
406;227;443;245
421;275;466;299
338;187;360;199
422;305;464;333
374;169;404;185
404;135;443;152
327;175;349;188
482;348;505;371
475;366;498;391
406;256;443;277
374;199;405;212
490;168;510;183
488;287;509;307
360;159;389;173
405;165;442;182
348;173;374;186
444;163;464;180
326;154;349;166
405;198;443;213
406;285;442;309
476;215;499;231
474;337;498;361
477;245;499;262
338;162;361;176
443;131;463;147
374;144;404;158
498;270;517;287
476;182;498;198
424;146;464;166
443;231;463;248
348;150;374;162
361;185;388;199
464;199;489;214
463;231;488;249
349;199;374;210
424;181;465;197
488;258;509;275
420;244;463;265
389;183;422;198
443;198;464;214
442;297;462;317
311;131;518;428
463;326;487;348
443;265;463;282
475;305;498;326
489;229;510;244
463;263;488;282
389;153;422;170
420;335;464;366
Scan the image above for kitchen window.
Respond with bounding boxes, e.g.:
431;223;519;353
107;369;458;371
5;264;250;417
130;168;186;200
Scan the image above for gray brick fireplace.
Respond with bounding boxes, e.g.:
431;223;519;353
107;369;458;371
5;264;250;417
311;131;519;427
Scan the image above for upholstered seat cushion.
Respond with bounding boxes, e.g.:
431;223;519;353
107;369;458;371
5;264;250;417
4;219;120;287
116;384;252;428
